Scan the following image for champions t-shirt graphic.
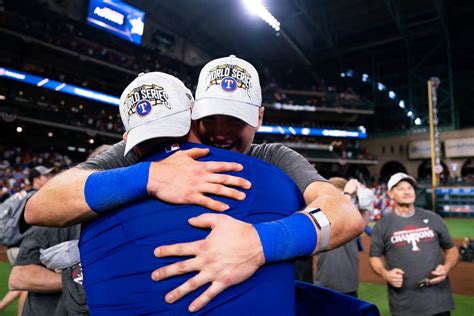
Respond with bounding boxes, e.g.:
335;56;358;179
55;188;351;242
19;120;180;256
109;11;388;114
205;64;252;95
390;225;435;251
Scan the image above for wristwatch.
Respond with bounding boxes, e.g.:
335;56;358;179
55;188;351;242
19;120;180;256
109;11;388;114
307;208;331;252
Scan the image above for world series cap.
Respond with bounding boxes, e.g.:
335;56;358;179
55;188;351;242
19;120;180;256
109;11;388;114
119;72;194;156
192;55;262;127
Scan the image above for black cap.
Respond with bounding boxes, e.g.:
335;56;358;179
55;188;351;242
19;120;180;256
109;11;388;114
29;165;54;183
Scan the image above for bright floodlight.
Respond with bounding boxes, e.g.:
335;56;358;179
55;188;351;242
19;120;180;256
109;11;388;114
414;118;421;125
362;74;369;82
407;111;413;117
399;100;405;109
388;91;396;99
377;82;386;91
243;0;280;31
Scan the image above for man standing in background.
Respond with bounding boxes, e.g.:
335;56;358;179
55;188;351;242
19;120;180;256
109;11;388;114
369;172;459;316
314;177;373;297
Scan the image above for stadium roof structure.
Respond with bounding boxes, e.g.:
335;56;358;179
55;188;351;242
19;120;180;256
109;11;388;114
131;0;473;130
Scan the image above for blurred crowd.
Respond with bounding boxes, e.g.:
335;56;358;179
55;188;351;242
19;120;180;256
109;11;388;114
0;147;75;202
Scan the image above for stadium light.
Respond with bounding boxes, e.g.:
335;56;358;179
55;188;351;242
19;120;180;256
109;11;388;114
344;69;424;126
16;127;22;133
243;0;280;31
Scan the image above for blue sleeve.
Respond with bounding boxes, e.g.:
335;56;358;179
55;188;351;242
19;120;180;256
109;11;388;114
364;225;373;236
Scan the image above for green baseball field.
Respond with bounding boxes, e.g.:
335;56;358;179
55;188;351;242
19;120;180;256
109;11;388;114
0;218;472;315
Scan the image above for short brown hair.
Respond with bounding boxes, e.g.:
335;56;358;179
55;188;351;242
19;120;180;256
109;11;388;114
328;177;347;192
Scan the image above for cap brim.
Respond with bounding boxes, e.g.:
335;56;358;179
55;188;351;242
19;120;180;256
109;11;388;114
192;98;259;127
43;168;55;175
124;110;191;156
390;176;417;191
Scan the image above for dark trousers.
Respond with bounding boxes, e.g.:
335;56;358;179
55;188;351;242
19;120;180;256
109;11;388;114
344;291;358;298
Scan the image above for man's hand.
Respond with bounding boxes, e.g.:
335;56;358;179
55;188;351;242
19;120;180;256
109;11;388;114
151;213;265;313
343;179;359;195
429;264;448;285
147;148;252;211
383;268;404;288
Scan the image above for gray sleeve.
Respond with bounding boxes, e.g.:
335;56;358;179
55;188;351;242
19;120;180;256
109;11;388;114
369;220;385;257
248;143;326;194
15;228;52;266
76;141;140;170
434;214;455;250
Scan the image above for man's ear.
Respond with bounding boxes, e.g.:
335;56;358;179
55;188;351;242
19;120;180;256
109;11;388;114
387;190;394;199
122;132;128;142
256;107;265;129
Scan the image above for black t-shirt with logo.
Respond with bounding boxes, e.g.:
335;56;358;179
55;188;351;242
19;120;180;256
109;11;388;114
370;208;455;316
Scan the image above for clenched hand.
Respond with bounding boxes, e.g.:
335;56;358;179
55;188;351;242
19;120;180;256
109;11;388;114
384;268;404;288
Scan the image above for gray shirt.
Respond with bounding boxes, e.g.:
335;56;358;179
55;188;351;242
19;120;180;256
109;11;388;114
78;141;326;194
15;225;81;316
315;238;359;293
370;208;455;316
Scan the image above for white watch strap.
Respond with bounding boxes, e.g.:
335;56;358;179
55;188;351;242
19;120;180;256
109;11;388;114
308;209;331;252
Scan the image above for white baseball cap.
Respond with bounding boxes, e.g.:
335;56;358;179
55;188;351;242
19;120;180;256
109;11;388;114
119;72;194;156
387;172;417;191
192;55;262;127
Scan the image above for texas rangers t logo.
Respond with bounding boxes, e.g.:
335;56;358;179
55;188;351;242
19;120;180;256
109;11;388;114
221;77;237;92
136;100;152;116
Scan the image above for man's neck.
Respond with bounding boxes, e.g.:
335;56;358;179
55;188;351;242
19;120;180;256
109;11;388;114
394;204;416;218
186;129;201;144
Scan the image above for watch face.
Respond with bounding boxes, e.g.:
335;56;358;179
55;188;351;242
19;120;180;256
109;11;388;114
311;209;331;227
309;208;322;215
